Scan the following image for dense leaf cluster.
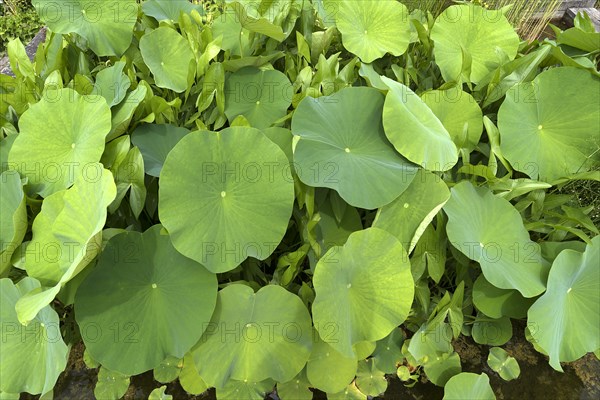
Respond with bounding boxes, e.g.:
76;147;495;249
1;1;599;399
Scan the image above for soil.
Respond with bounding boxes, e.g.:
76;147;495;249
19;321;600;400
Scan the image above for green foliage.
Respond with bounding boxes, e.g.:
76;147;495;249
0;4;41;57
1;1;599;399
487;347;520;381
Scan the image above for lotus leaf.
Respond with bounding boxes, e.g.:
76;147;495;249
224;67;292;129
334;0;410;63
291;87;418;209
0;277;68;395
381;76;458;171
528;236;600;371
431;4;520;83
443;373;495;400
140;27;195;93
498;67;600;181
312;228;414;358
32;0;137;56
159;127;294;273
444;182;546;297
192;284;312;388
75;225;218;375
8;88;111;197
0;171;27;276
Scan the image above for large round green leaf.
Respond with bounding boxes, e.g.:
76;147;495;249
381;76;458;172
443;373;495;400
224;67;292;129
373;169;450;253
498;67;600;182
216;379;275;400
421;87;483;152
75;225;218;375
0;277;68;395
159;127;294;273
32;0;137;56
291;87;418;209
306;332;358;393
192;284;313;388
527;236;600;371
334;0;410;63
0;170;27;276
355;359;387;397
371;329;404;374
431;4;519;84
277;370;312;400
140;27;195;93
444;182;546;298
8;88;111;197
131;124;190;177
312;228;414;358
142;0;204;22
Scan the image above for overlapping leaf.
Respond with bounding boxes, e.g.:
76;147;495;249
75;225;218;375
498;67;600;181
8;88;112;197
444;182;546;297
312;228;414;358
528;236;600;371
292;87;418;209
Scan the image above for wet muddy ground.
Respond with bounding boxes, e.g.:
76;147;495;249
21;320;600;400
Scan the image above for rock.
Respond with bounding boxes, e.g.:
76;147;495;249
0;26;47;77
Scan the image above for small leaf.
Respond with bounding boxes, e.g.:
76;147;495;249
94;368;129;400
148;386;172;400
487;347;520;381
